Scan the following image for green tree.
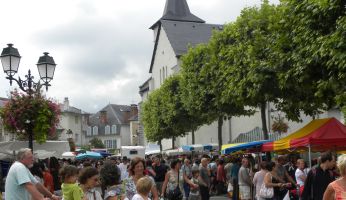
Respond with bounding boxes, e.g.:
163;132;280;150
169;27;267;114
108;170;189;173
214;1;282;140
89;137;105;148
142;88;166;146
273;0;346;120
180;43;250;148
142;75;194;148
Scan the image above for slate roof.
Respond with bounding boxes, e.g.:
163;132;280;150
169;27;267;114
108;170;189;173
156;0;205;26
149;21;222;73
59;104;82;114
162;20;223;56
89;104;132;126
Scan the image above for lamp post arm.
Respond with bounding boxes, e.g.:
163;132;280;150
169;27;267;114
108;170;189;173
6;69;40;96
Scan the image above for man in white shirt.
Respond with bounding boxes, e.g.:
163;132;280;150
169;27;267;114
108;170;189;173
5;148;59;200
295;159;307;186
118;157;129;180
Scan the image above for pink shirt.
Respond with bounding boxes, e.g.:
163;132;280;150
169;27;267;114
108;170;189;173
331;180;346;200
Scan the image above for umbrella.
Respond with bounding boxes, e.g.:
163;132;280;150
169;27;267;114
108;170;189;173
76;151;102;160
62;152;76;159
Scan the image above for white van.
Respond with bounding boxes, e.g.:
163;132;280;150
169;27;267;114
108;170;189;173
120;146;145;159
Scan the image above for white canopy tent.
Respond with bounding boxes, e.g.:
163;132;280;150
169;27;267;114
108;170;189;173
145;143;161;155
0;140;70;160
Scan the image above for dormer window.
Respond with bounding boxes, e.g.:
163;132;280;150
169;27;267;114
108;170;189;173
112;125;117;134
105;125;110;135
93;126;98;135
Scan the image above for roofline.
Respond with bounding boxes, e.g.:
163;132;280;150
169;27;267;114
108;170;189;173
149;23;162;73
139;77;152;89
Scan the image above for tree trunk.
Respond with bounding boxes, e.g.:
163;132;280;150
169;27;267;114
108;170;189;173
192;129;195;144
218;116;223;150
172;136;175;149
260;102;271;161
158;140;162;152
260;102;269;140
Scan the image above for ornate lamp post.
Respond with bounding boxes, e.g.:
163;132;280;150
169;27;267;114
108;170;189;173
0;43;57;150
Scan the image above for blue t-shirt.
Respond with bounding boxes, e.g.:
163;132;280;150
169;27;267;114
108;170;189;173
5;161;38;200
231;163;240;180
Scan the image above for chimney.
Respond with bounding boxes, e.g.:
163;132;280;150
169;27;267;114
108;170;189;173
100;110;107;124
83;113;90;125
63;97;69;111
130;104;138;119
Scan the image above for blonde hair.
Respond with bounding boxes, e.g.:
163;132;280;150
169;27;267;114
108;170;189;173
136;176;153;195
297;159;305;164
337;154;346;176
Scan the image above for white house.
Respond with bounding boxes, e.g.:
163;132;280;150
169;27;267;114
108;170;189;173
58;97;83;146
84;104;138;151
139;0;344;150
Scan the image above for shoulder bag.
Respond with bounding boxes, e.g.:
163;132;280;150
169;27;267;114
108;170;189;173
259;173;274;198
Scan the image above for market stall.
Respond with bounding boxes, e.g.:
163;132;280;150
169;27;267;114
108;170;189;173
221;140;271;155
261;118;346;152
0;140;70;159
182;143;219;152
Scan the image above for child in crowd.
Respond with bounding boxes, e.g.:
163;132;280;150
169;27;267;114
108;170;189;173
60;165;85;200
132;176;153;200
189;169;200;200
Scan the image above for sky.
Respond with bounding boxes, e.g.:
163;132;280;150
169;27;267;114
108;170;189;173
0;0;279;113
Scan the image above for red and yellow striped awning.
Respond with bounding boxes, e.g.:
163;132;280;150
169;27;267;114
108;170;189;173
262;118;346;152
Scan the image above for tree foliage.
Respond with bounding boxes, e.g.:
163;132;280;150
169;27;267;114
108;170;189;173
275;0;345;120
89;137;105;148
210;1;282;139
142;75;194;146
180;42;251;147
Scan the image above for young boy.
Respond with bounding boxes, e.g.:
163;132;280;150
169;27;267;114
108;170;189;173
132;176;153;200
60;165;84;200
189;169;200;200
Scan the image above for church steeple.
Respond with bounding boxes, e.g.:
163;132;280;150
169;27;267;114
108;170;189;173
161;0;205;23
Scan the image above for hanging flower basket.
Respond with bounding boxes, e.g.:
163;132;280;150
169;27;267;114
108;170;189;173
271;118;289;134
0;90;61;143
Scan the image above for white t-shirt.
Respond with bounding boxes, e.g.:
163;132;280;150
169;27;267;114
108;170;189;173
295;168;307;186
131;194;150;200
118;162;129;180
5;161;39;200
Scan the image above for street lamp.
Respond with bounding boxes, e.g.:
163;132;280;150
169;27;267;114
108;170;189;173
1;43;57;150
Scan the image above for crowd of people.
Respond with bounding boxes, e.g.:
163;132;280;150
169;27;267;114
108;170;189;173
2;148;346;200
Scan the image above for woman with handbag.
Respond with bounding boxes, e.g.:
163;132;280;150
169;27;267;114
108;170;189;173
260;162;286;200
161;159;184;200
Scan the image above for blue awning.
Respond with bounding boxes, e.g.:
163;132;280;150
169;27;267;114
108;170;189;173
221;140;271;154
182;144;218;152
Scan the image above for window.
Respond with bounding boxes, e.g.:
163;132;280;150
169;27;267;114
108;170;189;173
160;69;162;84
162;67;165;80
105;125;110;135
130;150;138;155
87;127;91;136
93;126;98;135
111;125;117;134
75;116;79;124
104;140;117;149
